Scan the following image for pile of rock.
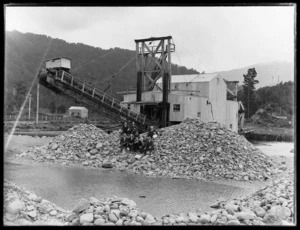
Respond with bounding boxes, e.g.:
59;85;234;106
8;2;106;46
16;119;277;181
158;171;294;226
120;118;277;181
66;196;159;226
3;180;69;226
28;124;120;167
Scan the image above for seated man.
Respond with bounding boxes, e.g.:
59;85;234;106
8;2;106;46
119;133;127;153
137;136;144;153
122;121;130;135
147;126;158;139
142;136;154;154
127;133;135;151
133;132;140;152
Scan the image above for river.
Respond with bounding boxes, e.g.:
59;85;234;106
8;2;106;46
4;141;294;217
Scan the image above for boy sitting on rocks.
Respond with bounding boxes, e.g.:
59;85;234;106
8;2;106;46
119;133;127;153
128;133;135;151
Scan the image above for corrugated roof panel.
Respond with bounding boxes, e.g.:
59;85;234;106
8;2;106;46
69;106;88;110
156;73;219;83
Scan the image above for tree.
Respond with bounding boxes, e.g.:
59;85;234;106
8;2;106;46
13;80;28;110
57;104;67;114
48;101;56;114
242;68;259;119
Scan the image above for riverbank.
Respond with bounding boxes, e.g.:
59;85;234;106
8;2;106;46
243;123;294;142
4;169;294;226
4;133;295;225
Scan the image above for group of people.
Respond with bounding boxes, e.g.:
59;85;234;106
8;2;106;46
119;121;158;154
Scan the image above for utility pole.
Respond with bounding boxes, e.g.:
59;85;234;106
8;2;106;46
28;94;32;120
247;86;249;119
36;83;39;124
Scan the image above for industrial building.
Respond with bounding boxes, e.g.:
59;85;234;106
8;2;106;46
68;106;88;118
121;73;239;132
39;36;241;132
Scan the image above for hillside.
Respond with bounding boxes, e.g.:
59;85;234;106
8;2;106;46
5;30;199;112
216;62;294;89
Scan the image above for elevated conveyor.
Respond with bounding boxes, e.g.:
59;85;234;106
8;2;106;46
38;68;153;132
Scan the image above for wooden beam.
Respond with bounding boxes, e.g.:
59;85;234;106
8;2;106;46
135;36;172;43
144;44;162;69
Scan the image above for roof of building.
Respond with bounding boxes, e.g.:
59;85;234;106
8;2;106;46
45;57;71;62
69;106;88;110
156;73;219;84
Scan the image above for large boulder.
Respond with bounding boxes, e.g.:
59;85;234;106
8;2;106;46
80;213;94;224
5;199;25;214
268;205;291;220
72;198;91;214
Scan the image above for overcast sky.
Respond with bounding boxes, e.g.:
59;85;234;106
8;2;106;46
5;6;295;72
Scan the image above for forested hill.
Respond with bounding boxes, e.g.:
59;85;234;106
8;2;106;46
5;30;198;112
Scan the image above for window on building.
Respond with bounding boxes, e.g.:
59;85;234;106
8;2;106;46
197;112;201;117
173;104;180;112
230;124;232;129
174;83;178;90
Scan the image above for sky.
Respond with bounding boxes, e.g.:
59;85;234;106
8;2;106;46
5;5;295;73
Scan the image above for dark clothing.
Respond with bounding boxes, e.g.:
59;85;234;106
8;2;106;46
133;138;140;152
142;138;154;153
130;126;137;135
147;130;158;139
120;136;127;150
122;125;130;134
136;139;144;152
238;108;245;114
128;137;135;151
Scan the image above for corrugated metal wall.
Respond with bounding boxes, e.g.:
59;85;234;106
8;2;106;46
225;100;239;132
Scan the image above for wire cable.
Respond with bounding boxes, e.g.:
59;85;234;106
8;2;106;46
172;36;212;73
172;40;188;83
94;55;136;85
72;49;116;72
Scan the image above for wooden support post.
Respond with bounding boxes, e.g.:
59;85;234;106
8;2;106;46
82;83;85;93
92;88;95;98
141;42;145;92
102;94;105;103
71;76;74;86
111;98;115;107
168;38;172;92
36;83;39;124
61;71;65;82
235;83;238;101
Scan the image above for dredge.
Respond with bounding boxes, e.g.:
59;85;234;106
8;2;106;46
38;36;243;132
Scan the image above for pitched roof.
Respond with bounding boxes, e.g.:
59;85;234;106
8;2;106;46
69;106;88;110
156;73;219;84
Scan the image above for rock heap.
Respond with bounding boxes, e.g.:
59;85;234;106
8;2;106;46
17;119;277;181
3;180;69;226
148;118;277;181
66;196;159;226
30;124;120;167
118;118;277;180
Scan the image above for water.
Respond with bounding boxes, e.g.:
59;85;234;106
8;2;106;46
4;141;293;217
4;163;260;217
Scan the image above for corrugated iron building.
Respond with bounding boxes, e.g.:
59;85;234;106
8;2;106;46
122;73;239;132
